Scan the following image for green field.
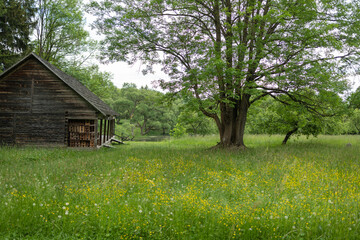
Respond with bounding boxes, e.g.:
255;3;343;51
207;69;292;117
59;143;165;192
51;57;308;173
0;135;359;239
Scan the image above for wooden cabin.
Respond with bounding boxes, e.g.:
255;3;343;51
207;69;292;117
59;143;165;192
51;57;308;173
0;53;119;148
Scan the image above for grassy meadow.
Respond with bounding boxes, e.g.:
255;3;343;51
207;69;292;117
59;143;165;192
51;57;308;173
0;135;360;239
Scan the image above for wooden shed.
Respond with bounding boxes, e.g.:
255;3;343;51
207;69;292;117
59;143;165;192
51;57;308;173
0;53;119;148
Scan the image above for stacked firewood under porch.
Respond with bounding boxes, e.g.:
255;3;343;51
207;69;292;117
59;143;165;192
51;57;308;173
67;118;115;148
68;120;96;147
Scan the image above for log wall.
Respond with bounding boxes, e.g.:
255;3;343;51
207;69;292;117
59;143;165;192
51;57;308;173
0;58;98;146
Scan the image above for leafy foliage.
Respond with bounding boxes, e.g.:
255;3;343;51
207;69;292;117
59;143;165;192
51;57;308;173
33;0;91;65
0;0;36;70
176;96;217;136
89;0;359;147
177;109;216;136
169;123;187;138
114;84;179;136
248;96;325;144
349;87;360;110
349;109;360;134
64;64;118;104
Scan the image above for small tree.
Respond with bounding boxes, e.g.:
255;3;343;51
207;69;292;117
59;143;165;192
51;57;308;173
170;123;187;138
248;90;343;144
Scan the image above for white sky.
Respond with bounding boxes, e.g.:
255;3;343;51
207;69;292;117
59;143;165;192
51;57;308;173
350;76;360;92
95;60;169;89
86;53;168;91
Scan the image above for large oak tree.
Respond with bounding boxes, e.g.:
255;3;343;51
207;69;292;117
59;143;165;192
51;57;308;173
90;0;360;148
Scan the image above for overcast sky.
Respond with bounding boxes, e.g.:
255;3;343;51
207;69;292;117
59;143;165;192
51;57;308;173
95;60;169;89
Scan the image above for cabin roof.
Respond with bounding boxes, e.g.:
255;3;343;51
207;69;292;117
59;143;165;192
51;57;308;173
0;53;119;117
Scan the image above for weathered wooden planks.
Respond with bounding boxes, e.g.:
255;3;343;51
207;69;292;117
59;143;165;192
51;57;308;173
0;54;117;147
0;58;97;146
14;113;65;145
0;113;14;144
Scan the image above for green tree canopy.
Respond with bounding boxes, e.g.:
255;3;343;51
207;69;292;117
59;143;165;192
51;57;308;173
64;64;118;104
33;0;91;65
349;87;360;109
349;109;360;134
114;84;178;136
247;91;344;144
176;95;217;136
0;0;36;70
90;0;360;148
131;88;170;135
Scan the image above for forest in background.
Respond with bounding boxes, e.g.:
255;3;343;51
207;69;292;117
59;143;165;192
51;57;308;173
1;0;360;144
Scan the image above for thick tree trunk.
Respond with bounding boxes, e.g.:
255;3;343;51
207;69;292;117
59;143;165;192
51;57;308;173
216;95;250;149
235;94;250;147
137;122;145;135
282;127;298;145
220;107;234;147
217;116;246;148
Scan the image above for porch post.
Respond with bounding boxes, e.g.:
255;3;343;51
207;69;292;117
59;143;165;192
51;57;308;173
107;119;110;141
94;119;98;147
111;119;115;137
103;119;107;144
99;119;103;145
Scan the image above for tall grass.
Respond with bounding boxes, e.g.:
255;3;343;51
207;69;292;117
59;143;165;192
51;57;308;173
0;135;359;239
